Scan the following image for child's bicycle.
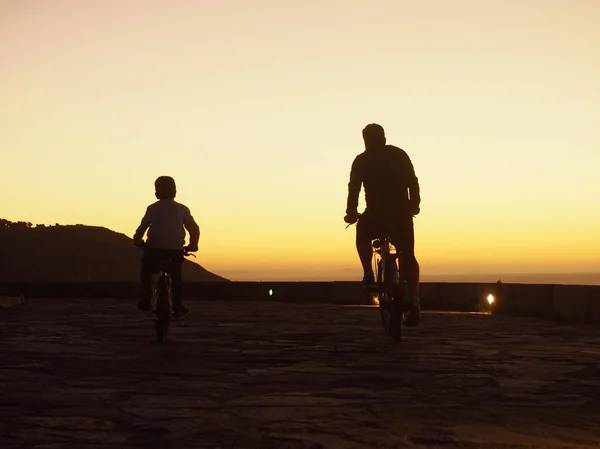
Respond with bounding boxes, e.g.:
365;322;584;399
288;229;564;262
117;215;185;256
139;244;196;344
347;214;408;341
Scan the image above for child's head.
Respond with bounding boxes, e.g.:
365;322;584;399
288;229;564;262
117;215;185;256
154;176;177;200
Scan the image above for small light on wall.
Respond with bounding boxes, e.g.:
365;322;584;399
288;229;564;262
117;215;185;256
487;293;495;305
268;289;273;297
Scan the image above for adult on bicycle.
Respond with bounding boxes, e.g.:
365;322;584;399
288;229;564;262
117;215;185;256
344;123;422;326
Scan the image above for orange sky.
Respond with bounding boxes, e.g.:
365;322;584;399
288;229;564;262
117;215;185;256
1;0;599;280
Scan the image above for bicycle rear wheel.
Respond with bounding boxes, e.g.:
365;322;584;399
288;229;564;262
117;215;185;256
378;259;392;335
385;257;404;342
155;275;171;344
389;283;404;342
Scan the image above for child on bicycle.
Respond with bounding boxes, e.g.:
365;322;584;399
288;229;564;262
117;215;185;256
133;176;200;317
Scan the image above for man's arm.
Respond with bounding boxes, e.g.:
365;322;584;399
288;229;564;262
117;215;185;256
133;206;152;245
403;153;421;213
345;156;362;218
183;208;200;251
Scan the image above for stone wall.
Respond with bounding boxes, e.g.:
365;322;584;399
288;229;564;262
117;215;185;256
495;282;600;326
1;281;599;327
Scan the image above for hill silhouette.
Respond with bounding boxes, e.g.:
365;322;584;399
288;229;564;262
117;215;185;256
0;219;227;282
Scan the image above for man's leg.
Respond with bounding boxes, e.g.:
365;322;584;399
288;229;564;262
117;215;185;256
404;250;420;299
399;217;421;326
356;213;375;284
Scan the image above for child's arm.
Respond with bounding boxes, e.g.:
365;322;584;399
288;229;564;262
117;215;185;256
133;206;152;245
184;208;200;251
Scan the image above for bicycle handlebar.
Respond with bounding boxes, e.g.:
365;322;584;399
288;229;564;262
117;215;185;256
345;209;418;229
345;212;362;229
135;241;197;258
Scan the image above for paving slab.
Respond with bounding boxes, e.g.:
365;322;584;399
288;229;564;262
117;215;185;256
1;299;599;448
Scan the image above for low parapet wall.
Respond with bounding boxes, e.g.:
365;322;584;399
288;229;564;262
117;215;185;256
1;281;599;327
0;281;495;310
496;282;600;327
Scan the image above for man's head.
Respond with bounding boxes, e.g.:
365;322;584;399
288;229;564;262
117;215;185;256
154;176;177;200
362;123;386;150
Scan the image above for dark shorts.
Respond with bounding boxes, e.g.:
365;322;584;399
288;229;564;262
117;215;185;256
141;248;184;275
140;248;184;303
357;209;415;255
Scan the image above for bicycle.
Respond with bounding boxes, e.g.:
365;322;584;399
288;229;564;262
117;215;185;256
347;214;408;341
137;244;196;344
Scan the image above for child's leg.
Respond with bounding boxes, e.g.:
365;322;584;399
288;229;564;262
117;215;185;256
170;252;184;307
139;249;158;310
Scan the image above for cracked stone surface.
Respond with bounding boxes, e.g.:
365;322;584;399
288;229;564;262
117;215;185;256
1;299;600;448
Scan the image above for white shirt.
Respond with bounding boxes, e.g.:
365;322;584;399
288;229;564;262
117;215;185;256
134;199;200;250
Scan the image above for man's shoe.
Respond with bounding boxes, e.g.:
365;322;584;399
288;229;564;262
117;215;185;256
405;296;421;326
362;273;376;286
173;304;190;319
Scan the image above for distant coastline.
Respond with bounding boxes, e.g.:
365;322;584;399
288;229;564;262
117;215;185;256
420;272;600;286
218;270;600;286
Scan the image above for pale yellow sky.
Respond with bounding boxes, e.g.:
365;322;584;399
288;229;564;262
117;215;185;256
1;0;599;280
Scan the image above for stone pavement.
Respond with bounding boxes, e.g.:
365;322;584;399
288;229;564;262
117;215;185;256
1;299;599;449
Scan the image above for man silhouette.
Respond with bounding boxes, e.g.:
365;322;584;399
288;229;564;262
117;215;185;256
344;123;422;326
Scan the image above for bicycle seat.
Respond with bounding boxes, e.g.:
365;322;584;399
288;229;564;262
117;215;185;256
372;237;393;249
373;238;403;256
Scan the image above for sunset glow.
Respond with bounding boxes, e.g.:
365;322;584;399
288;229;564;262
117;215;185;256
2;1;599;281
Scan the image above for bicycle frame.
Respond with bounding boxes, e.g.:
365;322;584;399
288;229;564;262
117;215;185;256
155;269;173;311
139;247;195;344
147;249;196;313
153;264;174;344
376;237;405;341
153;252;193;315
357;222;406;340
345;213;409;341
373;237;401;300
